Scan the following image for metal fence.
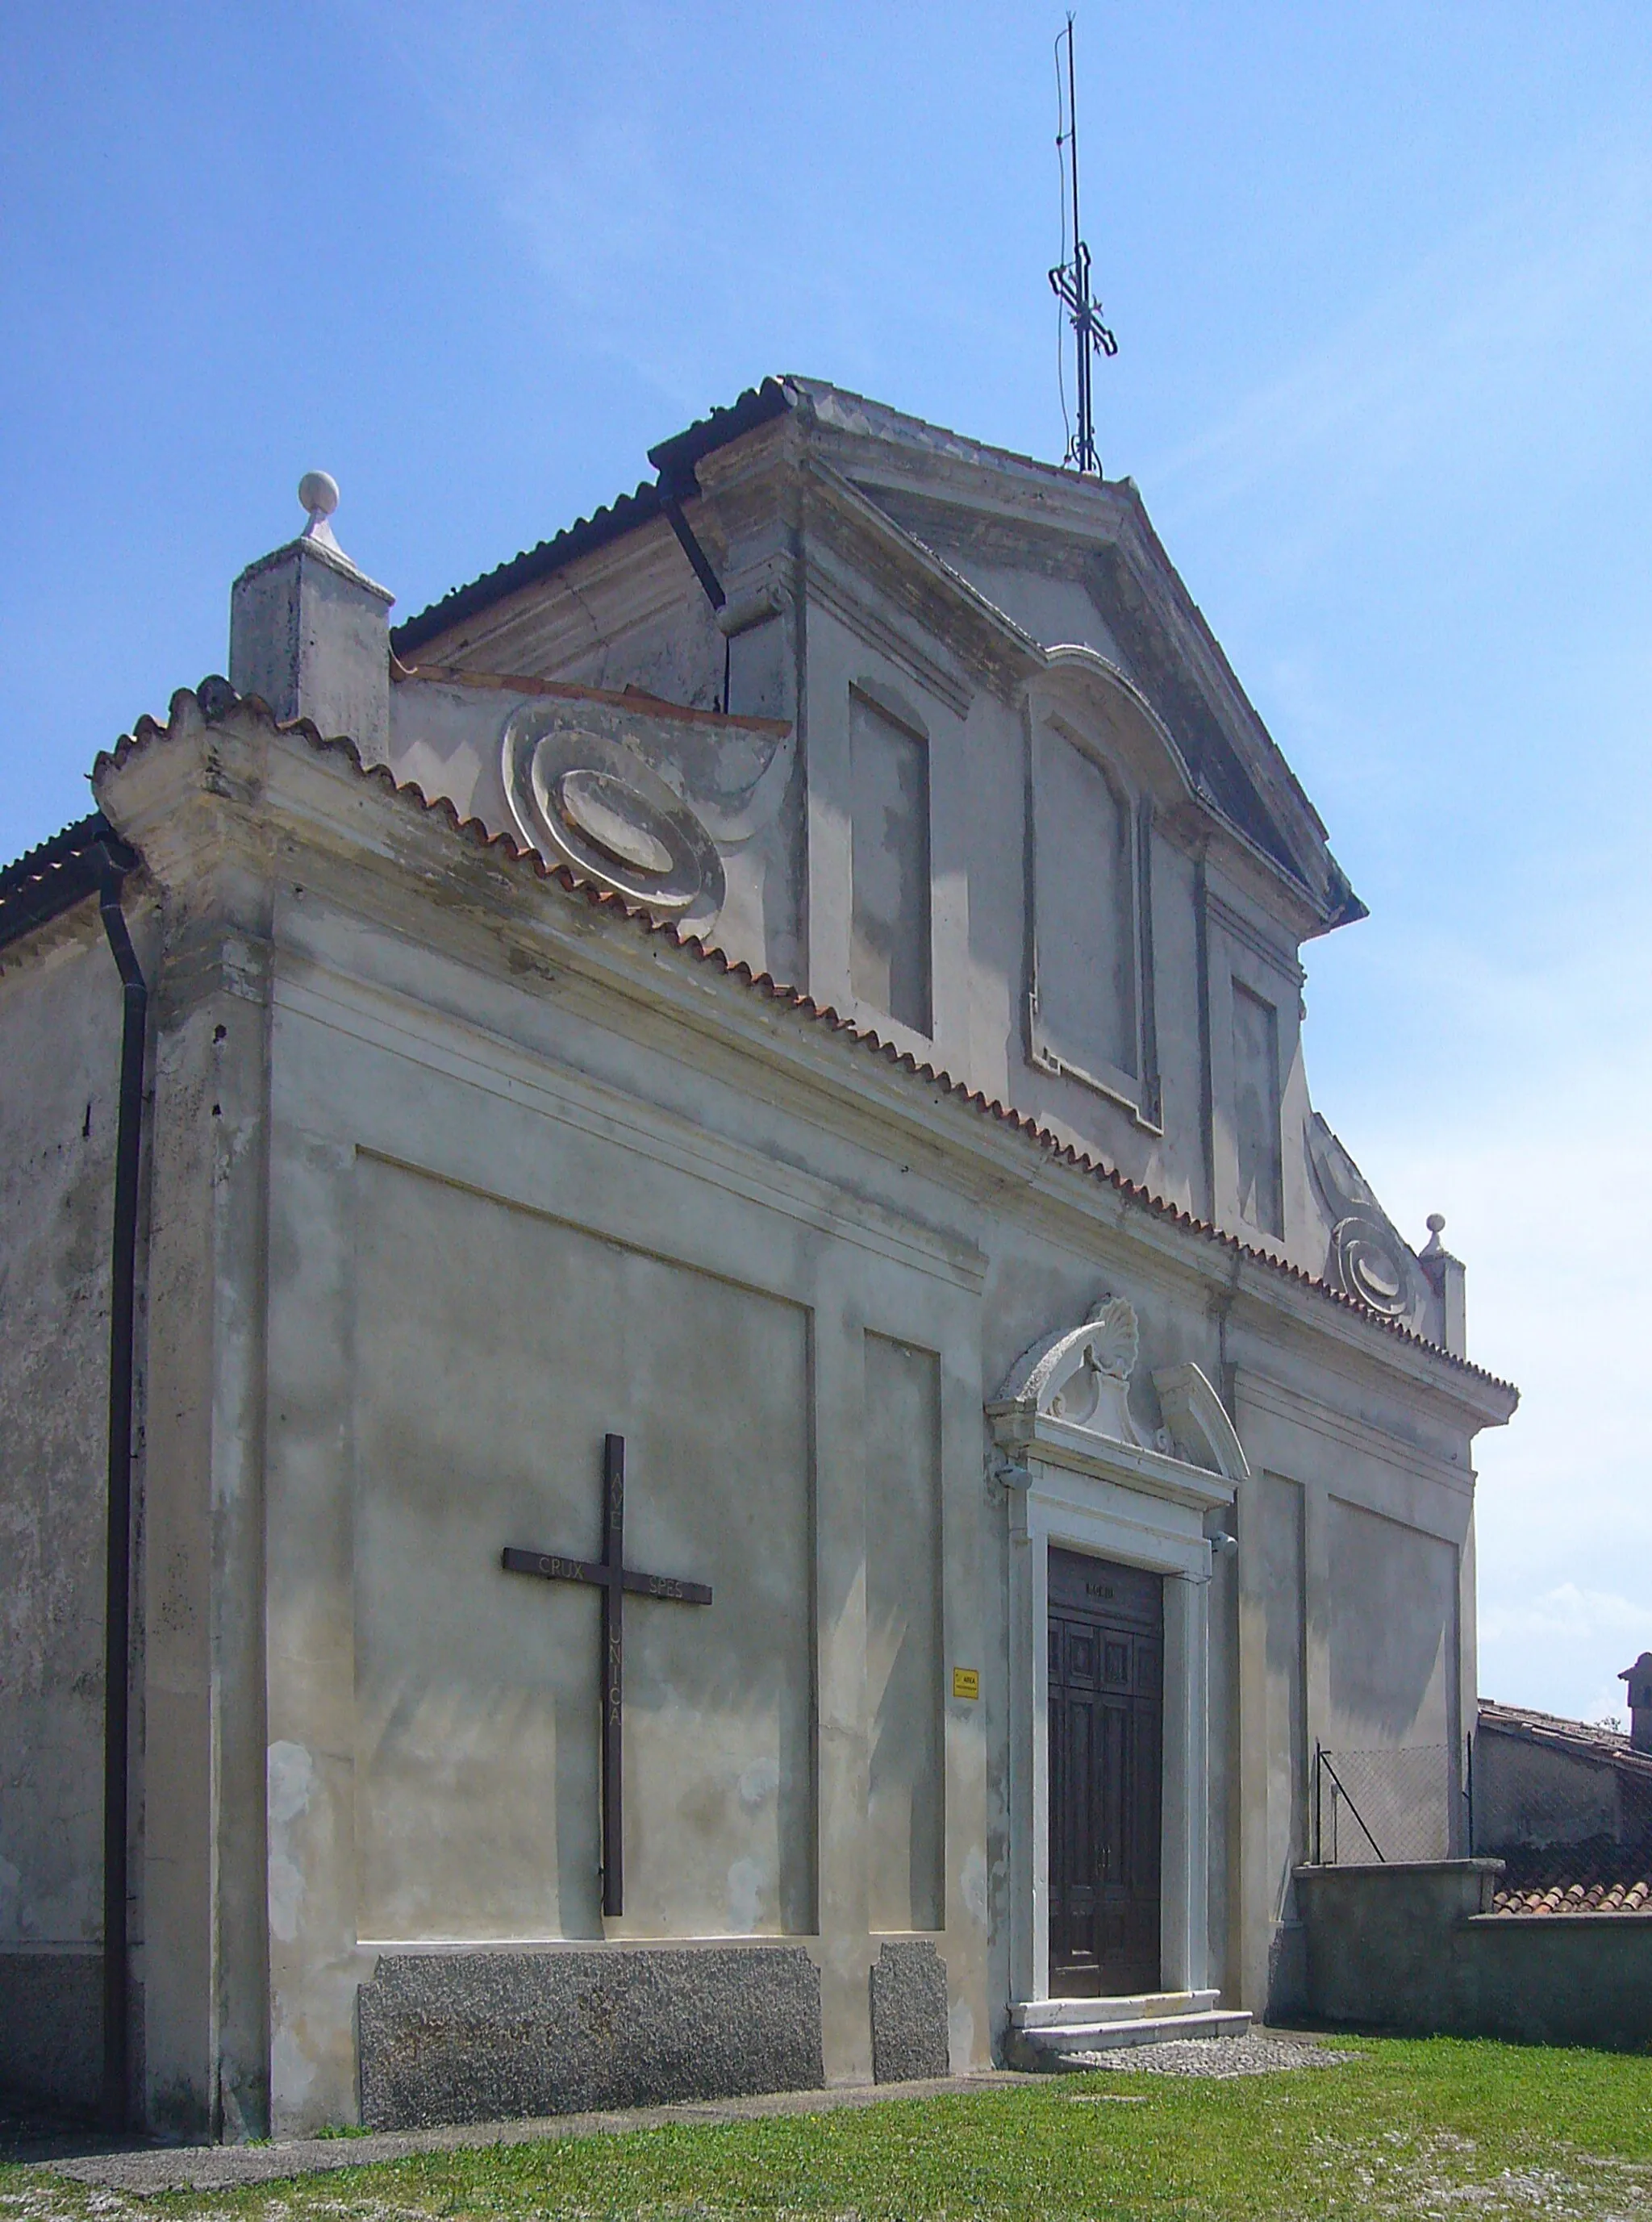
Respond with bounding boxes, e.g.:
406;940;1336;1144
1466;1732;1652;1906
1313;1743;1452;1865
1468;1744;1652;1861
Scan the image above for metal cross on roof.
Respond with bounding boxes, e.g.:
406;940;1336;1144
503;1432;711;1917
1049;14;1119;476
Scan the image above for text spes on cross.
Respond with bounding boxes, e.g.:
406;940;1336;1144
501;1432;711;1917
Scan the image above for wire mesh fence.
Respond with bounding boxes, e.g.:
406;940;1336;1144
1467;1722;1652;1907
1469;1740;1652;1860
1313;1744;1452;1864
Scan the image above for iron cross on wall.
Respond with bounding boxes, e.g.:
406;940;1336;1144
501;1433;711;1916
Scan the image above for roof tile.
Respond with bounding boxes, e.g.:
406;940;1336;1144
86;679;1517;1401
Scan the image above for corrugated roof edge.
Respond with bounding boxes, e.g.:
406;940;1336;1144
646;376;793;482
0;811;137;955
391;380;796;658
88;680;1518;1406
390;480;661;660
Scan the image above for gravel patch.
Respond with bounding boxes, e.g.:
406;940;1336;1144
1055;2032;1356;2077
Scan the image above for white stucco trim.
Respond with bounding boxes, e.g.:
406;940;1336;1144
994;1390;1236;2008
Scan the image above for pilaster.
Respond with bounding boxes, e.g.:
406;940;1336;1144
98;710;278;2140
811;1260;870;2081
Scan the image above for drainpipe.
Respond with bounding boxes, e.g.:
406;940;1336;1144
655;464;732;710
90;842;147;2128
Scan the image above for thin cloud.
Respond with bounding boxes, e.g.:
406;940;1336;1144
1149;148;1652;571
359;0;725;402
1482;1585;1652;1648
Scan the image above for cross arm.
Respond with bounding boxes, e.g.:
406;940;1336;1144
624;1570;712;1605
502;1546;607;1586
501;1547;711;1606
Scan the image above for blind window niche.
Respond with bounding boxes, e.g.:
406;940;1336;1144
1232;978;1284;1238
849;683;932;1036
1031;720;1138;1100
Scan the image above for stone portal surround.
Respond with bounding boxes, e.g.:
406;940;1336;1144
990;1307;1245;2011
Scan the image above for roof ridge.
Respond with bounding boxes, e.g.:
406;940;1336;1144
86;679;1517;1403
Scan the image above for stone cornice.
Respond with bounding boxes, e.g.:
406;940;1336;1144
90;690;1519;1431
799;457;1045;704
987;1405;1237;1515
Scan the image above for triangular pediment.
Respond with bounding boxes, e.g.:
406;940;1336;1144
836;468;1359;933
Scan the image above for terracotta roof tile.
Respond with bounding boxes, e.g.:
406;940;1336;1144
86;680;1518;1402
390;657;789;736
1487;1846;1652;1916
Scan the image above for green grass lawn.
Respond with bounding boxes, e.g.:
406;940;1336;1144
6;2039;1652;2220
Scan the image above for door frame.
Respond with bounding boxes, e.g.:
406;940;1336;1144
995;1406;1240;2006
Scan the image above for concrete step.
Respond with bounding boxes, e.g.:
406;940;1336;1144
1006;2002;1251;2070
1011;1991;1221;2030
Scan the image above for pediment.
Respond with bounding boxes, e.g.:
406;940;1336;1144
991;1296;1249;1493
799;459;1045;706
847;472;1363;936
998;1296;1146;1446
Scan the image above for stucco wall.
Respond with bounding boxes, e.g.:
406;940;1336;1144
350;1154;815;1945
1298;1861;1652;2049
0;908;119;1951
252;861;997;2132
0;900;150;2101
1;695;1508;2136
1472;1728;1625;1850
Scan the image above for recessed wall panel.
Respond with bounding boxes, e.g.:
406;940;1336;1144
352;1157;814;1942
1033;723;1135;1086
864;1332;943;1933
1232;980;1283;1238
850;689;932;1035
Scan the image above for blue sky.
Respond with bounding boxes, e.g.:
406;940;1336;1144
6;3;1650;1722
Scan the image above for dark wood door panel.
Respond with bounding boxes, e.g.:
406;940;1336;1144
1048;1549;1162;1997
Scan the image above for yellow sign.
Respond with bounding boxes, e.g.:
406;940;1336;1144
952;1667;980;1702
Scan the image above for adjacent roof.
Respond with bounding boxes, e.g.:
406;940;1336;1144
0;811;136;956
1478;1699;1652;1775
646;377;794;489
1476;1700;1652;1915
390;480;665;661
79;678;1516;1407
390;378;795;659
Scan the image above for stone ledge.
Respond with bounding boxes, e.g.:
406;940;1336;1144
48;2070;1043;2190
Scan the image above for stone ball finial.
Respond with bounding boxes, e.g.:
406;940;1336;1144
1426;1213;1446;1236
299;470;340;523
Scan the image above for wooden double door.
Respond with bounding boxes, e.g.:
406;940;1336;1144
1048;1549;1163;1996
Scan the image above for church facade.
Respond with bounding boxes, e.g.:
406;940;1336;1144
0;380;1516;2137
